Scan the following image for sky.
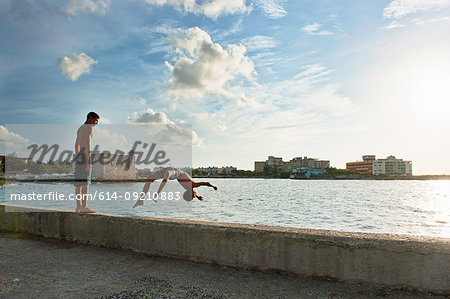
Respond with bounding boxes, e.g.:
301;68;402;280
0;0;449;174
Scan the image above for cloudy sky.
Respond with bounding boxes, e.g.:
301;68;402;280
1;0;449;174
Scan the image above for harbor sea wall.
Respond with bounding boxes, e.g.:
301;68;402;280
0;204;448;294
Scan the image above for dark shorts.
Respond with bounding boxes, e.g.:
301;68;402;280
74;154;91;187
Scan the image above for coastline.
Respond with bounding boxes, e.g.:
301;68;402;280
1;174;450;184
193;175;450;180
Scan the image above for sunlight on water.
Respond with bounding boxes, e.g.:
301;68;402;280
419;181;450;236
1;179;449;238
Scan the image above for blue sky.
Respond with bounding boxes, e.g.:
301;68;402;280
1;0;450;174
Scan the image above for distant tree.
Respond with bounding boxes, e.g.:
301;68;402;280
326;167;358;175
231;169;259;177
28;162;43;174
0;156;4;173
192;169;208;177
262;165;288;178
279;171;291;178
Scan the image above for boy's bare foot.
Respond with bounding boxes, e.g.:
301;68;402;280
79;207;96;213
133;200;144;208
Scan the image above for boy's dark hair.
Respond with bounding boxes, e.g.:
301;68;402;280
86;112;100;120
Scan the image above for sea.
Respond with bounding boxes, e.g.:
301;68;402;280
1;179;449;238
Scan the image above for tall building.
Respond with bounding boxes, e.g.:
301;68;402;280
372;156;412;175
346;155;376;174
254;156;284;171
254;156;330;171
267;156;284;167
195;166;237;175
254;161;266;172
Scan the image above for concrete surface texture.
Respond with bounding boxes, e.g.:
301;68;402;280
0;204;449;295
0;230;445;298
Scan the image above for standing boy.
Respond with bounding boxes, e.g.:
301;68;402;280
74;112;99;213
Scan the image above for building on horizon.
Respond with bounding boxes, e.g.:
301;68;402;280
290;167;325;179
254;156;330;172
346;155;412;175
372;155;412;176
255;156;284;172
195;166;237;176
346;155;376;174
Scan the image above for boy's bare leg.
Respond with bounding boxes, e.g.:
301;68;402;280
153;178;169;201
133;180;153;208
79;184;95;213
154;178;168;201
75;186;82;212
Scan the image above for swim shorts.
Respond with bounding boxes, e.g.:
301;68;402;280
158;167;182;180
74;153;91;186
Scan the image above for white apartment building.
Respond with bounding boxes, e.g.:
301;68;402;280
372;156;412;175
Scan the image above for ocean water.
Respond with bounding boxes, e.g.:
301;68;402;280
1;179;449;238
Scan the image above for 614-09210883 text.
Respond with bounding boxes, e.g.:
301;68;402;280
9;191;181;202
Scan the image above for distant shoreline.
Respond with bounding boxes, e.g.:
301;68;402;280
1;174;449;183
193;175;450;180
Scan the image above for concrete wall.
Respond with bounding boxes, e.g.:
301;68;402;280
0;204;449;294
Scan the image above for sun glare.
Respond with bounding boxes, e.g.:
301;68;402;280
387;44;450;124
424;181;450;238
414;63;450;112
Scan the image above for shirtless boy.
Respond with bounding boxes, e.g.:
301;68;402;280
74;112;99;213
133;167;217;208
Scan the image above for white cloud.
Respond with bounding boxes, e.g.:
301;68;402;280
58;53;98;81
165;27;257;106
257;65;351;117
240;35;277;51
191;130;204;147
215;125;227;131
127;108;204;147
98;118;111;124
183;64;354;159
0;125;31;154
302;23;332;35
214;18;243;40
92;127;129;152
383;0;450;19
191;112;217;120
6;0;110;19
253;0;287;19
413;16;450;24
127;108;175;124
384;21;405;29
64;0;110;16
234;64;352;129
143;0;251;19
293;64;333;85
